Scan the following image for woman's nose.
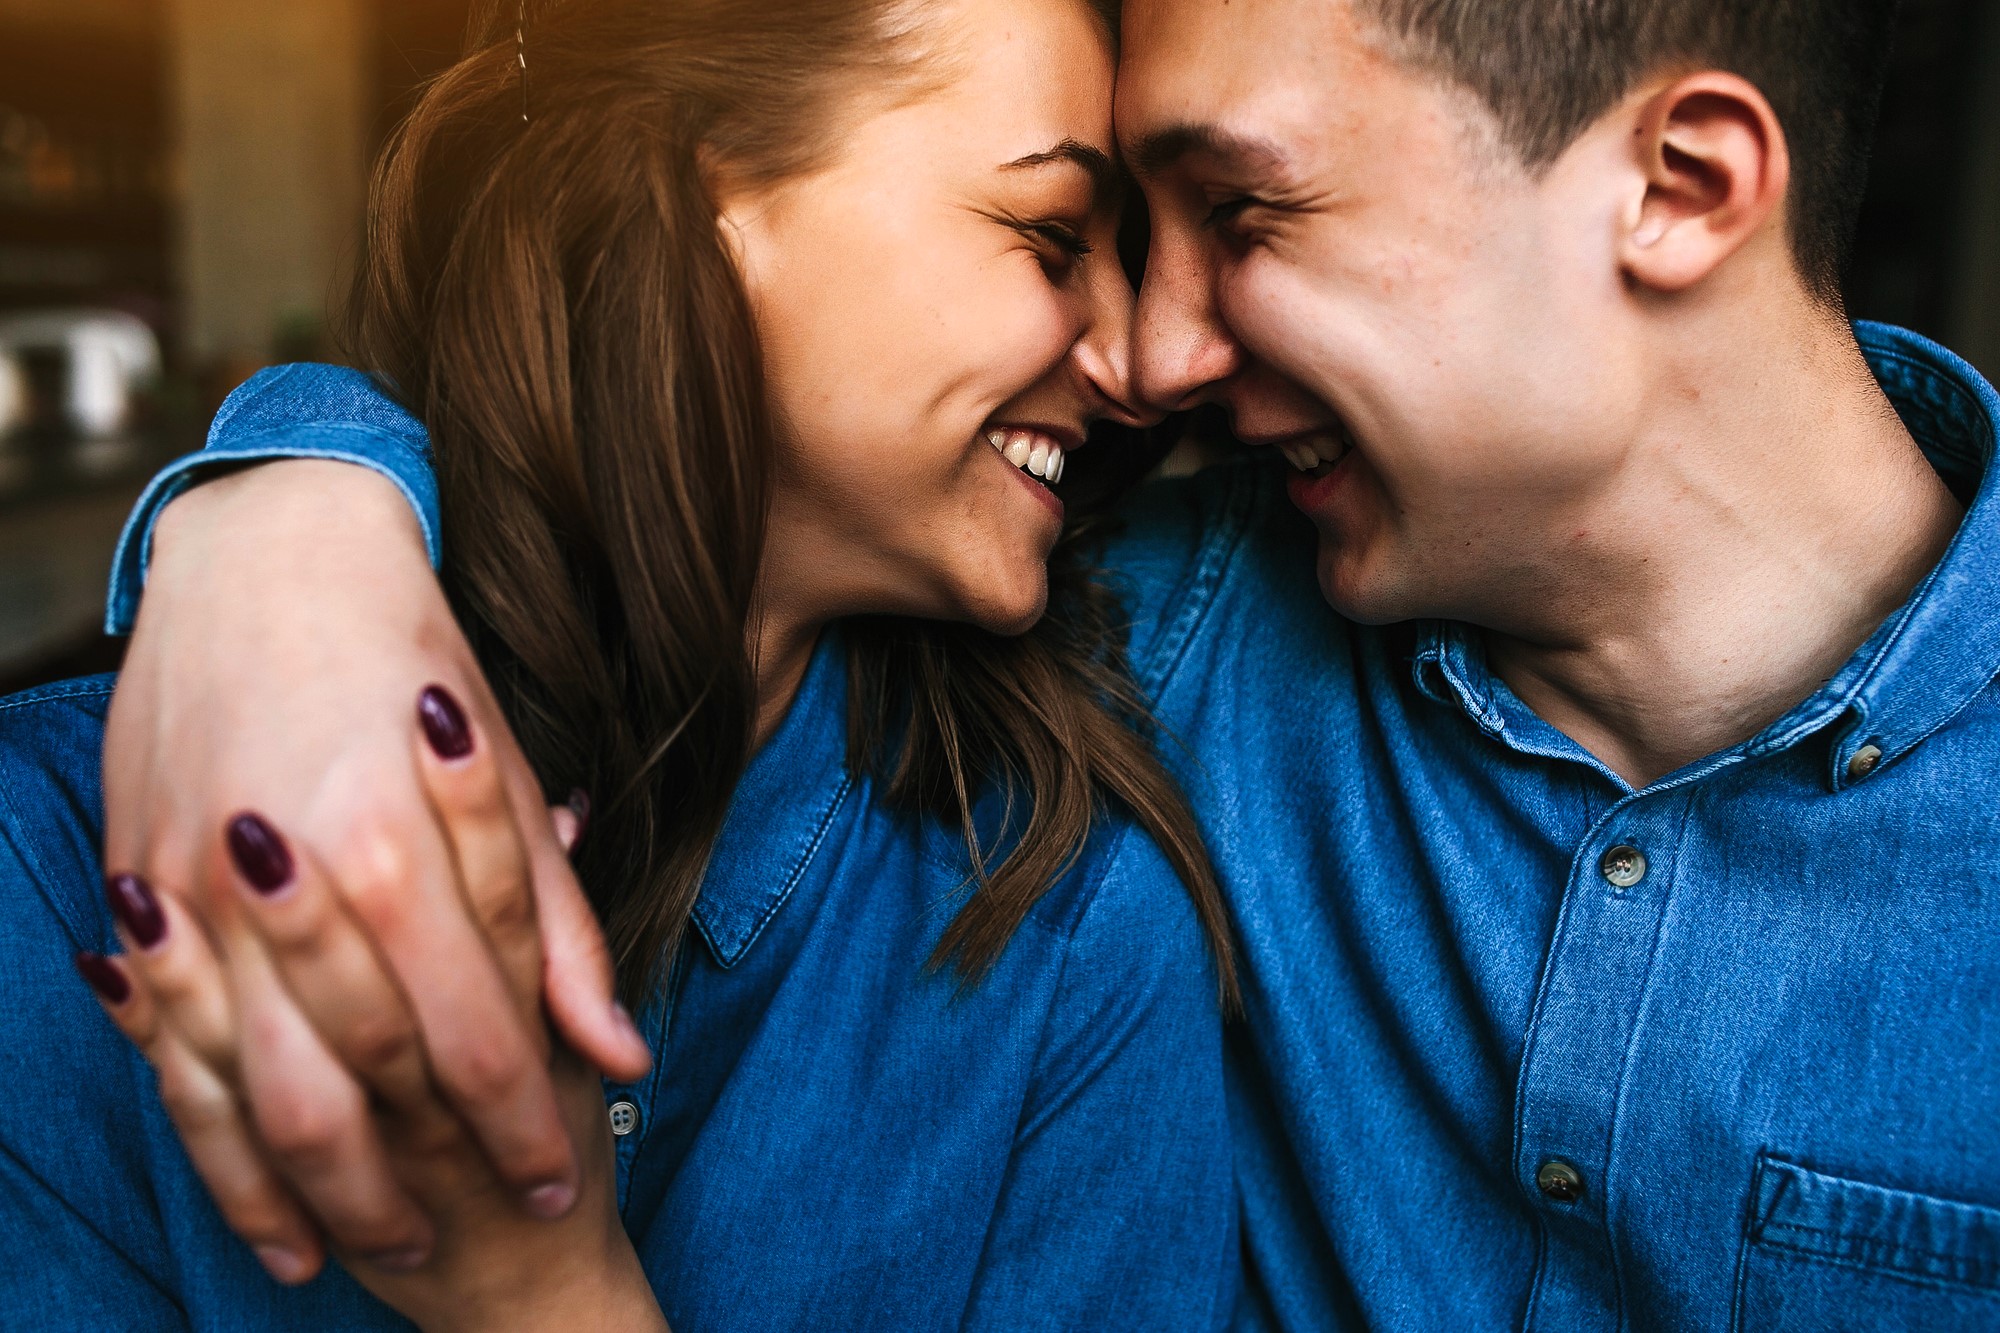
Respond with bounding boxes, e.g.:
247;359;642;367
1072;257;1165;429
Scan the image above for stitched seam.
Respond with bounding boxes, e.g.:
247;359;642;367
0;682;115;713
1760;1220;2000;1273
1749;1242;2000;1297
695;774;853;967
0;1136;187;1314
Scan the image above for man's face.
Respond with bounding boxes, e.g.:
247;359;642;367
1119;0;1647;626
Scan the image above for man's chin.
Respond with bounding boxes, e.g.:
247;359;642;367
1313;545;1408;626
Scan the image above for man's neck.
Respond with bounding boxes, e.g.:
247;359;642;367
1485;312;1965;789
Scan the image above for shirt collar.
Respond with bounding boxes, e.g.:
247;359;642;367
1414;321;2000;790
690;631;854;968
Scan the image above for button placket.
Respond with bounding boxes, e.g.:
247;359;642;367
1515;794;1689;1332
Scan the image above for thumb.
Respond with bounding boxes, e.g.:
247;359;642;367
528;794;651;1083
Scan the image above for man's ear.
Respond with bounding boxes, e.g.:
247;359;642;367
1619;72;1790;294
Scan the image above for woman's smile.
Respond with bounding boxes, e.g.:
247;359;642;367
984;424;1079;524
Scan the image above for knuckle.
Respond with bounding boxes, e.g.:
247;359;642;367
437;1033;532;1110
341;1014;422;1081
252;1097;352;1174
333;827;419;934
156;1072;234;1137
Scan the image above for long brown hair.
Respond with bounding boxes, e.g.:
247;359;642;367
348;0;1238;1012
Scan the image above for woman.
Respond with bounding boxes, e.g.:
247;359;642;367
0;0;1239;1329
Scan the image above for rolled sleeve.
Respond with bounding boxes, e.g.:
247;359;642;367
105;364;441;633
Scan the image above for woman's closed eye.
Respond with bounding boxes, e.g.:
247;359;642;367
1005;216;1095;279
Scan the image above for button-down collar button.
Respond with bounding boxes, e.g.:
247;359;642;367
608;1099;639;1137
1600;845;1648;890
1848;744;1884;781
1537;1159;1584;1203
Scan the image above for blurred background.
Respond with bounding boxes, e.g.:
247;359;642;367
0;0;1997;696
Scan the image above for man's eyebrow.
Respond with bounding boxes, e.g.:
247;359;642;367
1000;139;1123;205
1129;123;1284;179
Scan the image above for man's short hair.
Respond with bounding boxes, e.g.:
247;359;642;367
1357;0;1905;305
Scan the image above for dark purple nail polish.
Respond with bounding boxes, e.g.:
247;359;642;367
75;951;131;1004
227;813;295;894
566;788;591;839
417;685;474;761
105;873;166;949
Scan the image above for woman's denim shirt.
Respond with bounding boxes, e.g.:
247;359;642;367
0;563;1236;1325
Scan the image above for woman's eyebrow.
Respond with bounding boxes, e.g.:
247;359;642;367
1000;139;1123;208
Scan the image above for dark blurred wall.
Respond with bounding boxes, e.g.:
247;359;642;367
1848;0;2000;376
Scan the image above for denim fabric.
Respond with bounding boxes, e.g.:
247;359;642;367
91;322;2000;1332
105;364;440;634
0;641;1236;1329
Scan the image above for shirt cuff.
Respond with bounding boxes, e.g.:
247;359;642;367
103;426;443;635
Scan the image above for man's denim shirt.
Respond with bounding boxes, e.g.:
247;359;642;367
60;322;2000;1330
0;542;1236;1316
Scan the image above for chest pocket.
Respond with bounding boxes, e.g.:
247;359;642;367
1732;1153;2000;1332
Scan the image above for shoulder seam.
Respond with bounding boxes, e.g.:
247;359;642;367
0;681;116;715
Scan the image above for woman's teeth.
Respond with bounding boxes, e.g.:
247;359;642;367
1276;430;1350;475
987;428;1066;484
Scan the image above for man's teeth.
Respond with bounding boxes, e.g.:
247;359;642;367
986;428;1066;483
1276;432;1348;473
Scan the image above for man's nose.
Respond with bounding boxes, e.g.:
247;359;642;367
1133;228;1243;414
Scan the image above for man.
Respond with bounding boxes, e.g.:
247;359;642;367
1101;1;1997;1328
77;0;2000;1328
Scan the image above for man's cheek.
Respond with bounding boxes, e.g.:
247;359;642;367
1218;261;1309;366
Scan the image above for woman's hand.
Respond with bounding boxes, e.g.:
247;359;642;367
101;459;651;1216
78;728;666;1331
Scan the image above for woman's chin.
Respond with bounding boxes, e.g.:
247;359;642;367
964;574;1050;638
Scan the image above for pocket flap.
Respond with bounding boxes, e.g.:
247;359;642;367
1750;1154;2000;1291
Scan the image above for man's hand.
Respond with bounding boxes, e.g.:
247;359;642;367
100;459;651;1235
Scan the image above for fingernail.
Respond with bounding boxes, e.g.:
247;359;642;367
363;1244;430;1273
255;1244;315;1285
613;1001;642;1045
566;788;591;839
226;813;295;894
105;873;166;949
523;1180;577;1219
75;951;131;1004
417;685;474;760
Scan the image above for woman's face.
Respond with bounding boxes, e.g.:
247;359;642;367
719;0;1143;640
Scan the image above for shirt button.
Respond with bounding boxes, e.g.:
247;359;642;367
1848;744;1884;781
1600;845;1648;889
608;1099;639;1137
1537;1159;1585;1203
